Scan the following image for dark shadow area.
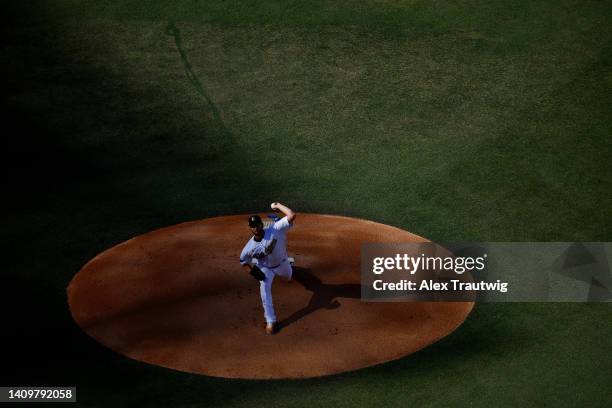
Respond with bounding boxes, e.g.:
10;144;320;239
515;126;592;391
278;267;361;331
0;5;279;407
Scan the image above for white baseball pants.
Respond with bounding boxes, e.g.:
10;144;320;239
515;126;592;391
259;259;292;324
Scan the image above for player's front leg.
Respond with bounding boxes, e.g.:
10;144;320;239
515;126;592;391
259;270;276;333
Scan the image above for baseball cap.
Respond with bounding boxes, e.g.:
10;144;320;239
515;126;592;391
248;215;263;227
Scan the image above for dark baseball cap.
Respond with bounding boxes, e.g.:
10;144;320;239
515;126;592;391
248;215;263;227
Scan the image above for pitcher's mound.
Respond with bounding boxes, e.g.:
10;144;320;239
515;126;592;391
67;214;473;379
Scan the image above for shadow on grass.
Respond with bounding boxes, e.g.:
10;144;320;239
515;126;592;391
1;10;281;407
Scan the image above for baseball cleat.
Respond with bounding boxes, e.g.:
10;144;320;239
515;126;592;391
265;322;276;335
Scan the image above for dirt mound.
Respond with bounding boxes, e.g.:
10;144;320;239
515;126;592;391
67;214;473;379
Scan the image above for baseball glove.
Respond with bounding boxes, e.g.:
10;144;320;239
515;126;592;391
249;265;266;281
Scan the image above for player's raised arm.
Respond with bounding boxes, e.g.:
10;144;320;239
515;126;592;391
271;202;296;224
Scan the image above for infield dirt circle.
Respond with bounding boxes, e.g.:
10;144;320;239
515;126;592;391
67;214;474;379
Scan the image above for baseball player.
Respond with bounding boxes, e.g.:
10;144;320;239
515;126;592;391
240;202;296;334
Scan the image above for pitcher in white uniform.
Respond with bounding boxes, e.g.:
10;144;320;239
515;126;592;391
240;202;296;334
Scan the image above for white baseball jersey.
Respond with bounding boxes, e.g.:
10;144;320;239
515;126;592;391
240;216;292;268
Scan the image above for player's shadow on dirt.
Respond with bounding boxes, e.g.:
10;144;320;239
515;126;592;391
278;267;360;331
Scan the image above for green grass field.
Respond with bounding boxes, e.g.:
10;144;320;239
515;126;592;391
3;1;611;406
